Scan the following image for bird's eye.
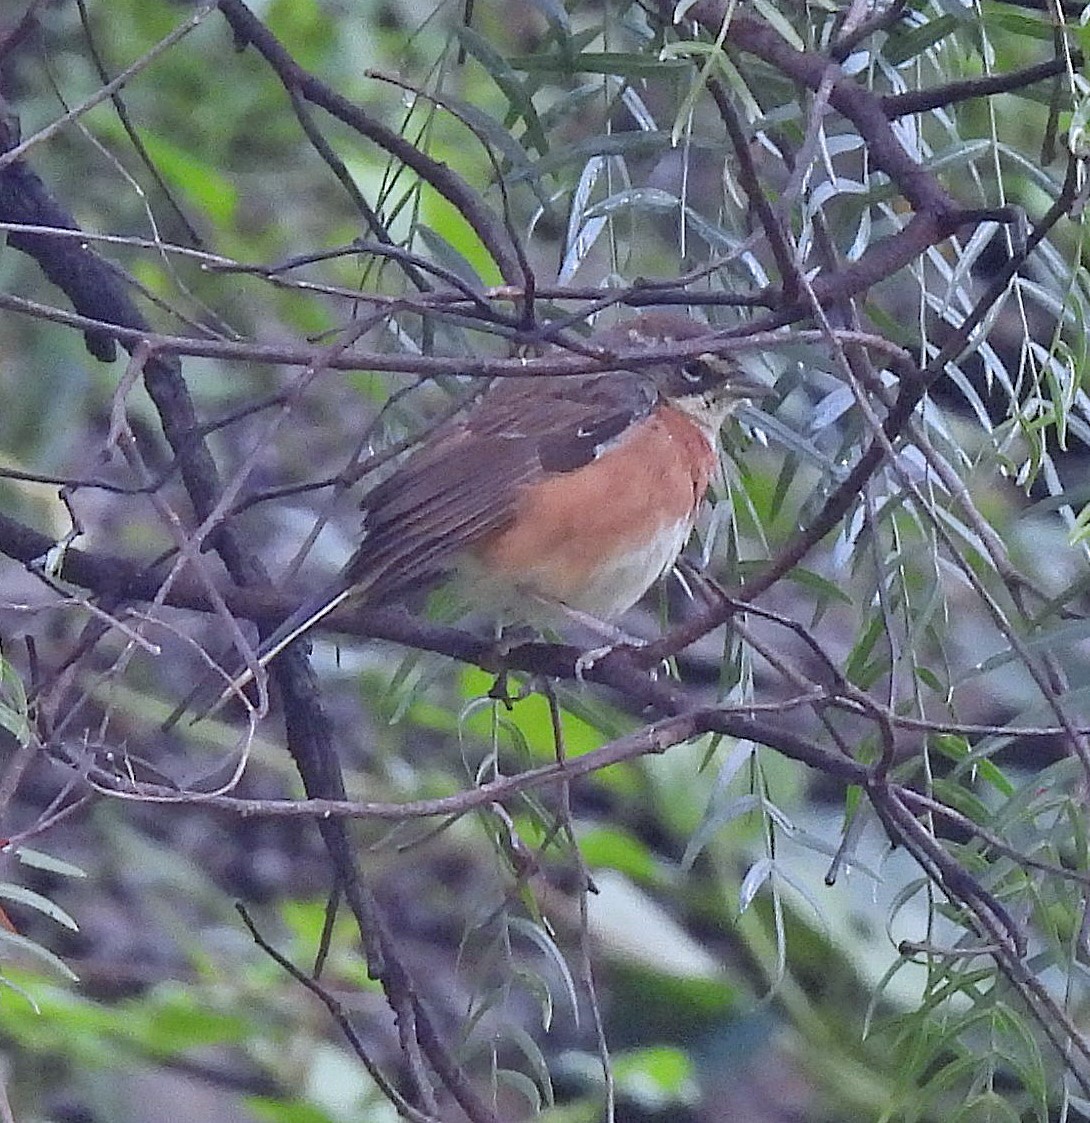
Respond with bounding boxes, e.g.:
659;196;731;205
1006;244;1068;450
680;359;712;384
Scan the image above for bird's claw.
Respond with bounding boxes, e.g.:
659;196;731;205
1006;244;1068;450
574;637;647;682
574;645;611;682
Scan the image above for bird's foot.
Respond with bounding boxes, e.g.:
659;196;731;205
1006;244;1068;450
486;626;546;707
574;636;647;682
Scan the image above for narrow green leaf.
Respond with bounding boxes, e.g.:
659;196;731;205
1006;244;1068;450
14;848;86;878
0;885;77;931
0;928;78;981
506;51;690;78
883;14;960;66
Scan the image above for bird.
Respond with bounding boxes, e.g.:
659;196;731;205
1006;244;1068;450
217;310;762;703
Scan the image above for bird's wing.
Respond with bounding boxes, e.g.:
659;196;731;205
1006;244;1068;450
344;370;658;599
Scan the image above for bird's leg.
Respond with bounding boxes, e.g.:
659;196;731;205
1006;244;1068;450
483;622;543;708
487;662;551;710
573;644;619;682
487;666;516;710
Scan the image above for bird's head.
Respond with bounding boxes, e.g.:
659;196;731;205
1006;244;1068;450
597;312;765;440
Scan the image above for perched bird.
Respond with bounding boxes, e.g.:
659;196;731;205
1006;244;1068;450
223;311;761;698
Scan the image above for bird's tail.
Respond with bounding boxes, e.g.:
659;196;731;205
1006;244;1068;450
229;581;356;695
167;578;356;728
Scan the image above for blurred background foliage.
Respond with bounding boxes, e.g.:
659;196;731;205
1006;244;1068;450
1;1;1090;1121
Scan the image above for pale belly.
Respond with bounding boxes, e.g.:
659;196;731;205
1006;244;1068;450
532;514;693;619
455;514;694;624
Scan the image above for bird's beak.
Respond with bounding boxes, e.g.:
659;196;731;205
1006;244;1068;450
725;373;767;400
696;353;767;401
